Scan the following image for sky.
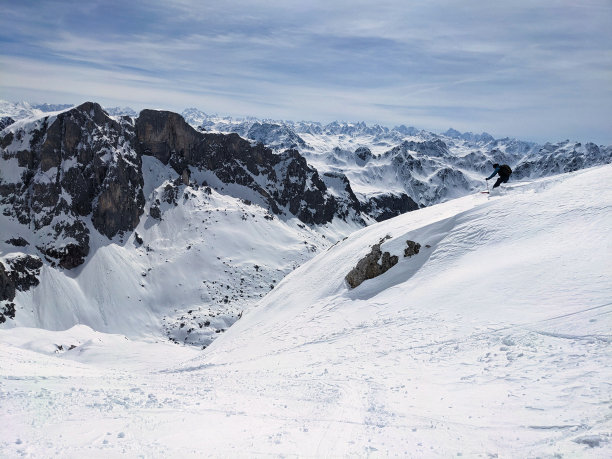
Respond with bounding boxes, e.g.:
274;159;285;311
1;0;611;144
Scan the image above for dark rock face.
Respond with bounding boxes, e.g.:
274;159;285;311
0;302;15;324
404;240;421;257
0;102;145;268
135;110;201;167
39;238;88;270
345;236;398;288
0;116;15;131
321;172;364;222
6;237;29;247
355;146;373;166
161;183;179;205
92;152;145;238
0;262;15;303
135;110;360;225
362;193;419;222
0;255;42;323
4;255;43;291
149;201;162;220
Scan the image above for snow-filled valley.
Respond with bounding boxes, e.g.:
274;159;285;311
0;153;350;347
1;165;610;457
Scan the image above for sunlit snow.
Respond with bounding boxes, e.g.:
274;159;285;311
1;165;610;456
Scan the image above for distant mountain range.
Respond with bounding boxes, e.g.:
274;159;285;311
179;107;611;208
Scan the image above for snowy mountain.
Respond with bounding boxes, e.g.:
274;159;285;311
0;100;78;131
103;106;138;117
181;108;612;208
0;102;366;345
1;165;610;456
0;100;44;121
0;100;136;124
32;103;74;112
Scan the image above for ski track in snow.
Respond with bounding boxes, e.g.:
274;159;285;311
1;166;611;457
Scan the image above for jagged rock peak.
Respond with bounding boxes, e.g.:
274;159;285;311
391;138;449;157
0;101;144;267
135;109;202;166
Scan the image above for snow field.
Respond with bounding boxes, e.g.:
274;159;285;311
1;165;611;457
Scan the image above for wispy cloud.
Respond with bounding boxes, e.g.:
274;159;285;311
1;0;611;143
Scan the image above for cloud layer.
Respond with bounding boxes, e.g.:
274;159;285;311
1;0;611;143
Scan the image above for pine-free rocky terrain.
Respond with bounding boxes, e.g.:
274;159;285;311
0;101;611;456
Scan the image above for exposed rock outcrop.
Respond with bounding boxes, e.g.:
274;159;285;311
354;146;373;166
149;201;162;220
0;116;15;131
345;236;398;288
5;237;29;247
0;262;15;303
404;240;421;257
4;255;43;291
0;255;42;323
362;193;419;222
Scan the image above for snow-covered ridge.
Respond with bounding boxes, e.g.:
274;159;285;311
0;100;78;119
0;100;44;120
103;106;138;117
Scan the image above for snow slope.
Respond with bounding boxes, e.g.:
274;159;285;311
1;165;610;457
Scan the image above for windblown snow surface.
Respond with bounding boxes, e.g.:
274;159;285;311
1;166;611;457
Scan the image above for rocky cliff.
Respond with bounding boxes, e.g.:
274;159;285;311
135;109;363;225
0;102;144;268
0;103;367;272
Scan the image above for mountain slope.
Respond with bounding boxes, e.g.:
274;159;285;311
205;165;612;362
192;165;612;455
1;166;610;457
0;103;366;345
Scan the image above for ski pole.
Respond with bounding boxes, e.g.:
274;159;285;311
486;180;490;193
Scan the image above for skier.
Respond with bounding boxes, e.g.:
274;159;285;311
486;163;512;189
